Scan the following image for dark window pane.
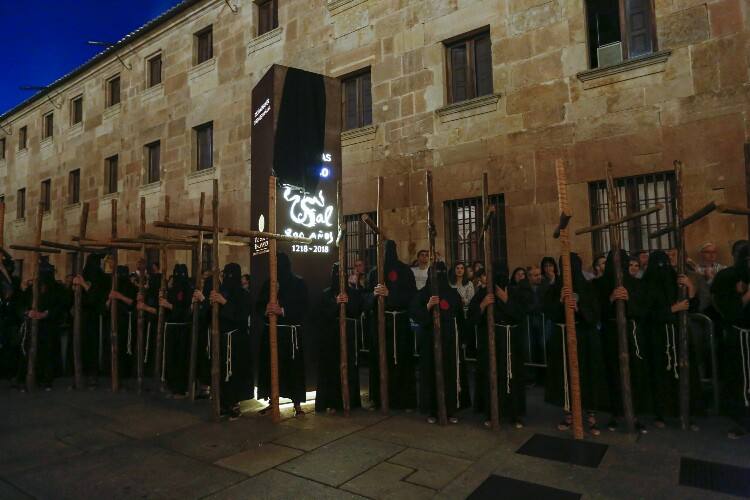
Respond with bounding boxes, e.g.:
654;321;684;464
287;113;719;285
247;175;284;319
109;77;120;106
106;156;118;194
625;0;654;58
197;29;213;64
474;34;493;97
44;113;54;138
196;123;213;170
149;56;162;86
147;142;160;183
19;126;27;150
72;97;83;124
343;79;358;130
361;72;372;126
258;0;277;36
0;138;5;160
69;169;80;204
17;188;25;219
41;180;51;212
450;44;468;103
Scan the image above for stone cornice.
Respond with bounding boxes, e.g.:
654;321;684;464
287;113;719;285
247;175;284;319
327;0;368;16
435;93;501;123
248;26;282;55
341;124;377;147
576;50;672;89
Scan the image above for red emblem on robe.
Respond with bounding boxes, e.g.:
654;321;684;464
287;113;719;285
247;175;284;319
388;270;398;282
439;299;450;310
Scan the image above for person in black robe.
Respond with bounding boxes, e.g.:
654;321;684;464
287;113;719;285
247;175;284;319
641;250;703;429
194;262;253;418
257;253;308;415
596;250;652;433
160;264;193;397
74;253;108;387
18;261;66;390
410;262;463;423
711;240;750;439
105;265;137;381
469;270;528;428
0;258;24;385
544;253;608;435
366;240;418;410
315;262;363;413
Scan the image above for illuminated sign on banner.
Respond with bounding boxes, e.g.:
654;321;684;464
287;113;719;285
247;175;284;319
281;184;336;254
253;98;270;126
254;214;269;255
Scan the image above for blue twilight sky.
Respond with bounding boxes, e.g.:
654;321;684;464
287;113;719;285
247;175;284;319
0;0;184;115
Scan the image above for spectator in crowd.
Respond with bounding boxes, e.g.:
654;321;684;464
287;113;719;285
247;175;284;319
692;242;725;285
348;259;367;290
637;250;649;278
449;262;475;312
540;257;559;287
510;267;527;286
411;250;429;291
628;256;641;278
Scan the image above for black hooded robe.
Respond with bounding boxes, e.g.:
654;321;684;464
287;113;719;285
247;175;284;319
0;261;24;381
257;254;309;404
410;265;462;418
544;254;609;413
80;254;108;379
102;266;137;380
469;276;528;423
164;264;194;395
315;264;363;412
366;240;418;410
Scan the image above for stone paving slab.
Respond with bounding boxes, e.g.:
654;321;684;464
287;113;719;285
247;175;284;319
341;462;436;500
277;434;404;487
102;403;204;439
154;414;296;463
388;447;473;490
214;443;303;477
4;441;245;500
275;414;364;451
206;469;366;499
0;428;83;475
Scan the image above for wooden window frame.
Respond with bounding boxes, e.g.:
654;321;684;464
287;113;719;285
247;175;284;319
17;188;26;219
147;53;163;87
107;75;121;107
256;0;279;37
444;28;493;105
41;179;51;213
105;155;118;195
194;26;213;65
71;95;83;125
194;122;213;171
68;169;81;205
145;141;161;184
341;69;372;131
343;212;377;273
18;126;27;150
584;0;658;68
42;112;54;139
0;137;5;160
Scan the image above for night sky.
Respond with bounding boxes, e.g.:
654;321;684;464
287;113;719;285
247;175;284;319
0;0;184;116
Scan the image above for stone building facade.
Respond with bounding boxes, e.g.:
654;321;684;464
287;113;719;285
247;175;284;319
0;0;748;280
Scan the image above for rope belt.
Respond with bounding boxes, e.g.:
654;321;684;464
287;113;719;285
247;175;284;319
126;312;133;355
346;315;364;366
144;321;151;363
665;324;679;379
496;323;518;394
20;320;27;356
631;321;643;360
267;324;302;360
206;327;211;360
385;310;406;365
224;329;238;382
557;323;570;413
454;318;460;408
733;326;750;407
161;322;191;381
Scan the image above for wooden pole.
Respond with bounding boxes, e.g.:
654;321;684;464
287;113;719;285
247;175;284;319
136;197;146;394
73;203;89;390
268;176;281;423
554;159;584;440
0;201;6;282
605;163;635;434
425;171;448;425
188;192;206;401
211;181;221;420
482;173;500;430
376;177;389;414
674;160;691;430
337;180;351;416
154;196;170;391
109;199;120;393
25;203;45;391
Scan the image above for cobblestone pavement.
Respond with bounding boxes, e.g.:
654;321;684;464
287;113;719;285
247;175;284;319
1;378;747;499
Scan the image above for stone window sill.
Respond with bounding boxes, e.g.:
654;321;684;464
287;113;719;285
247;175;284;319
14;218;25;226
102;191;119;201
139;180;162;196
576;50;672;90
248;27;282;55
142;83;164;102
435;93;501;123
103;103;121;120
187;166;216;185
189;58;216;81
68;122;83;138
16;148;28;159
41;136;53;149
65;202;81;211
327;0;368;15
342;124;377;147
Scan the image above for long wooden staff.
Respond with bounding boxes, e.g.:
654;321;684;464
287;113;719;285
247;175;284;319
425;171;448;425
0;201;8;283
481;173;500;429
136;197;146;394
554;159;584;440
73;203;89;390
210;180;221;420
109;199;120;392
605;164;635;434
337;180;351;416
154;196;170;389
188;192;206;401
267;176;281;423
674;160;690;430
375;177;388;413
25;203;46;391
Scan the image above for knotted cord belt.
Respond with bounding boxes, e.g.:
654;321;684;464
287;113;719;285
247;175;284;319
346;314;364;366
160;322;191;381
733;326;750;407
266;323;302;360
126;312;133;355
20;320;27;356
144;321;152;363
454;318;461;408
665;324;679;379
496;323;518;394
608;318;643;360
223;329;238;382
557;323;571;412
385;310;406;365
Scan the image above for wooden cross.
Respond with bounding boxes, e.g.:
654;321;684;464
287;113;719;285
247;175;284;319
109;199;121;392
336;180;351;416
425;171;448;425
575;163;664;435
154;196;171;392
136;197;147;394
188;192;207;401
9;203;61;392
649;161;717;431
481;172;500;430
361;176;389;414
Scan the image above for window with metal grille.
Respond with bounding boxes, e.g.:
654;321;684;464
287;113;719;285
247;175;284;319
18;126;27;150
145;248;160;272
588;171;676;255
17;188;25;219
344;212;377;272
445;28;493;104
195;26;213;64
342;70;372;131
148;53;162;87
585;0;657;69
43;112;54;139
41;179;51;212
257;0;278;36
443;194;507;267
105;155;118;194
71;95;83;125
194;122;213;171
107;75;120;107
201;243;213;273
68;169;80;204
145;141;160;184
